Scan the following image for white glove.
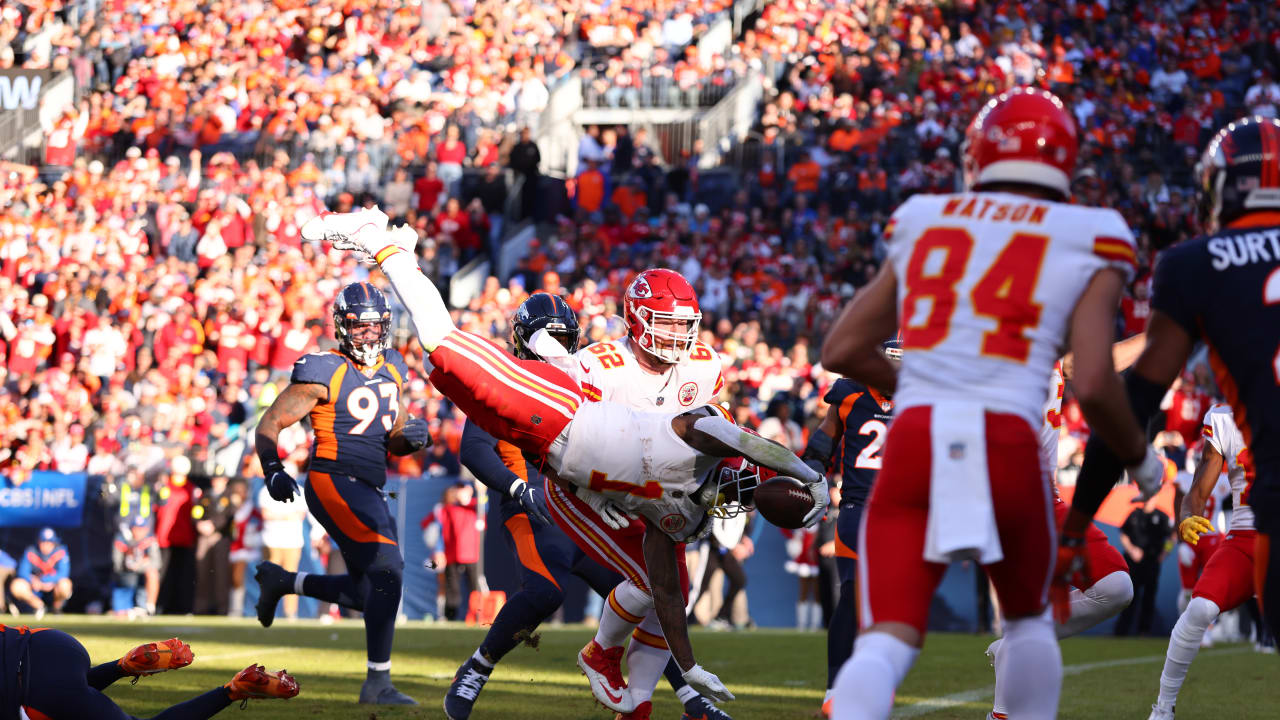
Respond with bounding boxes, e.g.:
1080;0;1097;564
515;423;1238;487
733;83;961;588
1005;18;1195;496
801;476;829;528
681;664;734;703
529;327;571;359
1126;445;1166;500
579;488;635;530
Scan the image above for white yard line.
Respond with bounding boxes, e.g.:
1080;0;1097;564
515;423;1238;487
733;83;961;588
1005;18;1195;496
891;647;1250;718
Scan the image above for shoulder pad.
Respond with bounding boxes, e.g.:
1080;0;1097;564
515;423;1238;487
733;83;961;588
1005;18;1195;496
292;351;345;387
823;378;862;405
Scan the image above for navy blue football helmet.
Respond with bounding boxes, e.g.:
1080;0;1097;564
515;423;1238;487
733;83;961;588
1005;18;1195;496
882;332;903;361
1197;116;1280;232
512;292;581;360
333;281;391;366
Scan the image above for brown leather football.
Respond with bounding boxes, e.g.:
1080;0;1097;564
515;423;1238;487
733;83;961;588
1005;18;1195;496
753;476;814;529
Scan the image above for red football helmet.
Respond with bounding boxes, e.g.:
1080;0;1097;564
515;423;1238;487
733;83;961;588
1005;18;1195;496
962;87;1078;197
623;268;702;364
708;456;776;519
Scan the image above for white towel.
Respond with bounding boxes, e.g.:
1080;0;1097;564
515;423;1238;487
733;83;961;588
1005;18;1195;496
922;401;1004;565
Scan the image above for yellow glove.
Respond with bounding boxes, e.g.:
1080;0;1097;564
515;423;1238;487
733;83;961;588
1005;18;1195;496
1179;515;1215;545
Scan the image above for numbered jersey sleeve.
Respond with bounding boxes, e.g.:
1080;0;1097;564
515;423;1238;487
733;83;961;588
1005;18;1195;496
824;378;890;507
1202;405;1244;472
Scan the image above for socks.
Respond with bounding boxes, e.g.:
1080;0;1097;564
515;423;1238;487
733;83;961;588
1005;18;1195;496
293;571;307;595
87;660;126;691
832;632;919;720
1056;571;1135;639
1157;596;1220;710
808;600;824;631
675;683;699;704
229;586;245;617
994;609;1061;720
797;601;808;630
827;580;858;688
150;687;234;720
472;649;494;670
625;615;671;704
301;573;364;609
595;582;651;649
378;250;455;352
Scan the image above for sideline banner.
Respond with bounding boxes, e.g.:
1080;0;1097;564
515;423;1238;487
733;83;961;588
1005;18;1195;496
0;472;87;527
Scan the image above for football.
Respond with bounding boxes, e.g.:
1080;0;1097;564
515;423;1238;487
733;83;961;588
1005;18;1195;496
752;476;815;529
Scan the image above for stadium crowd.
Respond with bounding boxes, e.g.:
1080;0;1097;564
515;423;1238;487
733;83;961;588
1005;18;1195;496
0;0;1276;620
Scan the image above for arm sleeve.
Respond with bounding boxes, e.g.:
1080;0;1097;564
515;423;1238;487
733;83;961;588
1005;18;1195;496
460;421;523;495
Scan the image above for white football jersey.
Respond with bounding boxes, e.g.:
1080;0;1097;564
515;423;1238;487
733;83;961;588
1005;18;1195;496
551;401;723;541
572;336;724;412
1039;362;1065;477
887;192;1137;429
1201;404;1255;531
1174;462;1230;537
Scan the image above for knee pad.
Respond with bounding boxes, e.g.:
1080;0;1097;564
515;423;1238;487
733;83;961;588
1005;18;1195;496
611;579;654;618
1186;596;1220;627
1092;570;1134;609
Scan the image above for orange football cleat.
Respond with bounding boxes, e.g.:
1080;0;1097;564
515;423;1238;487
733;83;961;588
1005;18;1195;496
119;638;194;681
225;664;300;703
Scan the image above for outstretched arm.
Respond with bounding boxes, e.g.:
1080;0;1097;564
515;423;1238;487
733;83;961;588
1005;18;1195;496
254;383;325;472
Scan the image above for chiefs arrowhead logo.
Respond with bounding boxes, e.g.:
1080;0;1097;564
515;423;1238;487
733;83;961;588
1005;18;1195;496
629;277;652;299
660;513;686;534
679;382;698;406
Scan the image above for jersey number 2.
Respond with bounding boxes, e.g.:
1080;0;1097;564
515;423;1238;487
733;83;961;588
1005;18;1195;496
348;382;398;434
854;420;887;470
901;228;1049;362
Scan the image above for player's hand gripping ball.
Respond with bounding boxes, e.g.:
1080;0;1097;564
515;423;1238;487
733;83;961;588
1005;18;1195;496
753;476;816;529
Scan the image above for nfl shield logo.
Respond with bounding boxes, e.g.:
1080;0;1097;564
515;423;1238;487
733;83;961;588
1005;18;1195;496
949;442;965;460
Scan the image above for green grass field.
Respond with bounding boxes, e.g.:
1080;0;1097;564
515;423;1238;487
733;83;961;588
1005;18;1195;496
31;615;1278;718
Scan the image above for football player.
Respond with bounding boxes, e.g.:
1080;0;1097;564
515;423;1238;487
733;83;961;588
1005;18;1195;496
1149;406;1258;719
1;629;296;719
306;209;826;714
821;87;1162;720
804;337;900;718
1062;116;1280;650
252;282;431;705
558;269;732;720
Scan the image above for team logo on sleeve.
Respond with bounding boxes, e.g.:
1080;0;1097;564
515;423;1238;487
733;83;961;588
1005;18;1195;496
679;382;698;406
660;513;686;534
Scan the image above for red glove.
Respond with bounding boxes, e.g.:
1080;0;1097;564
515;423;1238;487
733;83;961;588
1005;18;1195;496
1051;529;1092;624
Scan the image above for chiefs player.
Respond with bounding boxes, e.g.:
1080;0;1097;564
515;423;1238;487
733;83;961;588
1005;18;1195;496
821;87;1162;719
556;269;728;720
1149;406;1258;718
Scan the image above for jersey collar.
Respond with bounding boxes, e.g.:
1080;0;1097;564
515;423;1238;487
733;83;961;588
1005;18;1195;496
1226;211;1280;229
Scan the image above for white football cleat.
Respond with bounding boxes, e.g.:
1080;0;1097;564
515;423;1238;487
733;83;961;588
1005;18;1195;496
387;224;420;254
985;638;1002;668
1148;703;1175;720
300;207;389;248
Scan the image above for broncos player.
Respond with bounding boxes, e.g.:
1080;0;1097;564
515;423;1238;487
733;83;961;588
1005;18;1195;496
253;281;431;706
1063;116;1280;642
1;629;297;719
306;209;826;712
804;337;900;718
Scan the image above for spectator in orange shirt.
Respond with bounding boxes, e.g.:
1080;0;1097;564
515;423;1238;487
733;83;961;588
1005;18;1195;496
787;151;822;197
575;160;606;215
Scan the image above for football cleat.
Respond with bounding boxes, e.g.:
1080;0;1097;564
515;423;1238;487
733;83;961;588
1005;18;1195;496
985;638;1002;668
1147;703;1175;720
119;637;193;681
358;681;417;705
683;694;733;720
615;699;651;720
224;664;299;703
987;712;1009;720
254;561;293;629
819;695;832;719
299;206;389;245
444;656;492;719
578;639;633;713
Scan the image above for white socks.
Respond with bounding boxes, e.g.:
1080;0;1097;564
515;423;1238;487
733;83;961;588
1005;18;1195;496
625;614;671;704
797;601;823;630
378;250;455;352
1157;596;1220;710
472;649;494;669
596;582;652;649
993;609;1061;720
293;571;308;596
229;586;245;617
832;632;919;720
1056;571;1134;639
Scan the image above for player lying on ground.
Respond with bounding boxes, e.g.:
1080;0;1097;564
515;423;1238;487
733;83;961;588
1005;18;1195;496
1061;115;1280;652
819;87;1162;720
986;359;1137;720
1148;405;1259;720
253;281;430;705
303;208;826;712
444;292;733;720
0;628;297;720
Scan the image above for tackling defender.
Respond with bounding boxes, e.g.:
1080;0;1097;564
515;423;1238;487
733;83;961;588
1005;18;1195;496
803;338;900;718
1;630;296;719
821;87;1162;720
253;282;431;705
1149;405;1258;719
304;208;827;713
1061;116;1280;649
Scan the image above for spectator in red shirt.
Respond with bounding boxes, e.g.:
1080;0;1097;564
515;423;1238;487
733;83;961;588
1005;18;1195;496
155;455;197;615
414;162;445;214
422;481;480;621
